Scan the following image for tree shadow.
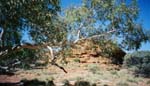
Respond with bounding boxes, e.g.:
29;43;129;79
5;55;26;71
0;79;55;86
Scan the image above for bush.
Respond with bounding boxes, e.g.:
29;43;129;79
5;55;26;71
116;81;129;86
87;64;100;74
73;58;80;63
75;81;90;86
123;51;150;77
0;49;39;70
97;40;126;64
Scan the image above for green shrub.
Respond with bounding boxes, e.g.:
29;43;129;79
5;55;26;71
126;78;138;83
87;64;100;74
97;40;126;64
110;70;118;75
0;49;39;70
123;51;150;77
73;58;80;63
21;79;55;86
147;80;150;85
116;81;129;86
75;81;90;86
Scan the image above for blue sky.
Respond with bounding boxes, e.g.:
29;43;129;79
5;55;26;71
61;0;82;8
138;0;150;51
61;0;150;51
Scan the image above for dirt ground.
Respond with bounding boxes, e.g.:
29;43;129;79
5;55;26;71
0;61;150;86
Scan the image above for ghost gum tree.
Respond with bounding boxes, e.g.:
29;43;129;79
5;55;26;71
0;0;68;57
0;0;69;73
0;0;149;61
64;0;149;50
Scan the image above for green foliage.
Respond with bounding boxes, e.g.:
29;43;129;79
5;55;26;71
0;0;68;60
63;47;72;57
0;0;62;47
110;70;118;75
147;80;150;85
0;0;60;28
97;40;117;56
73;58;80;63
123;51;150;77
87;64;100;74
116;81;129;86
0;0;149;66
21;79;55;86
63;0;149;50
126;78;138;83
75;81;90;86
97;40;126;64
0;49;38;69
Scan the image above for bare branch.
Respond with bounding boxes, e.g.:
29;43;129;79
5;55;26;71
74;23;84;43
47;46;54;59
0;44;40;57
74;29;117;43
51;62;67;73
47;45;67;73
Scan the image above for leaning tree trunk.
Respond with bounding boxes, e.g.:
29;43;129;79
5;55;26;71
0;43;68;73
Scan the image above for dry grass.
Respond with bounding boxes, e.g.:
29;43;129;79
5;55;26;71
9;62;149;86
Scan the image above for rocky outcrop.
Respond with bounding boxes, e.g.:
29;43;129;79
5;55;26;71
69;39;126;64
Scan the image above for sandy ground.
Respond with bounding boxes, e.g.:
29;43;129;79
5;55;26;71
0;62;150;86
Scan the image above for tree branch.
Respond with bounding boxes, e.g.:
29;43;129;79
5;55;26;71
0;44;39;58
74;29;117;43
0;28;4;41
74;23;84;43
47;46;67;73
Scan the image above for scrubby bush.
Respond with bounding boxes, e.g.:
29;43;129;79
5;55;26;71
87;64;100;74
116;81;129;86
75;81;90;86
0;49;40;70
97;40;126;64
123;51;150;77
147;80;150;85
73;58;80;63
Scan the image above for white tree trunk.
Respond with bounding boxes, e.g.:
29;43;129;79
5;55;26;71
47;46;54;59
0;28;4;41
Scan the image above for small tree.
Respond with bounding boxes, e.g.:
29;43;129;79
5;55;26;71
123;51;150;77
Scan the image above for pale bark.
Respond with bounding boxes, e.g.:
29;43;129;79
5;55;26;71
47;46;54;59
74;29;117;43
0;28;4;41
47;45;67;73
